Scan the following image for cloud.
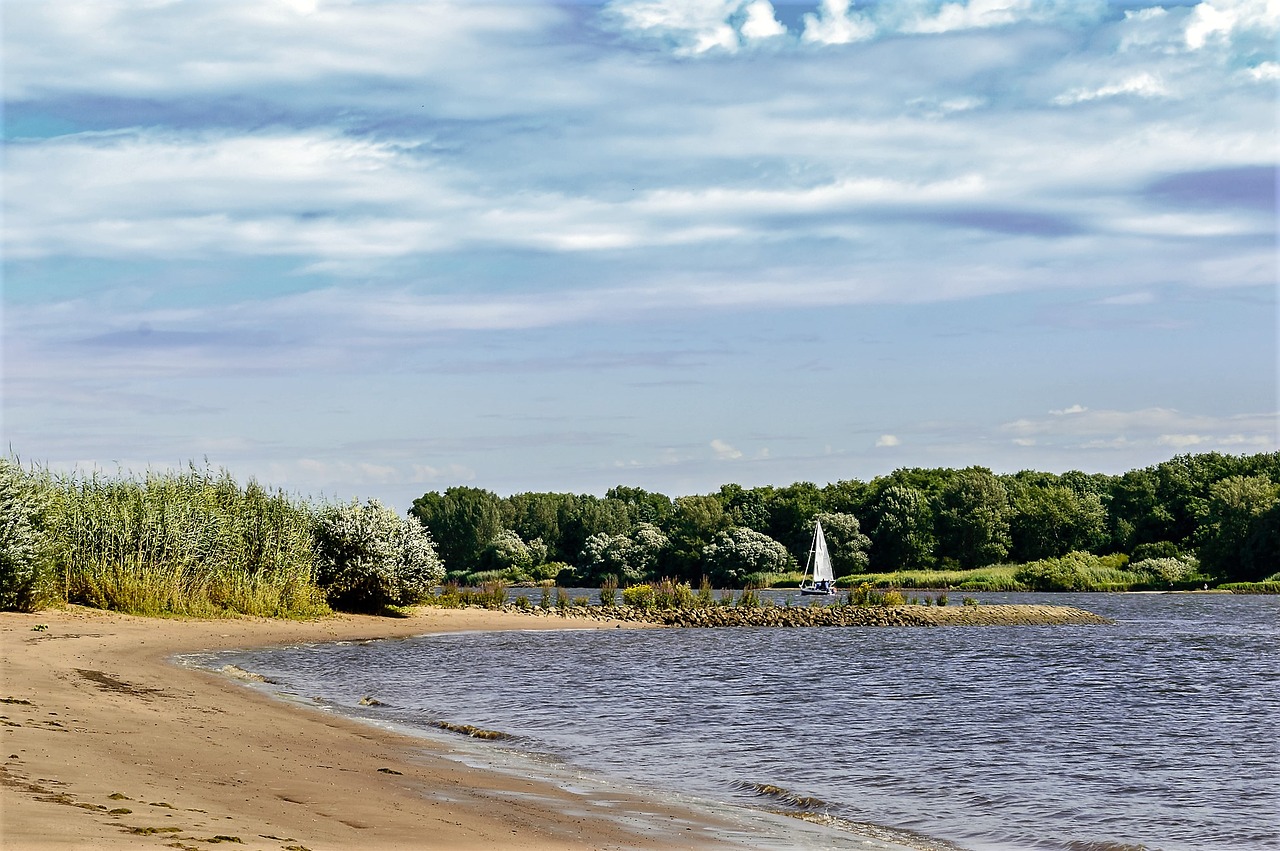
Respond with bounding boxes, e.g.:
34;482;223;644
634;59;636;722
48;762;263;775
875;434;901;447
711;438;743;459
801;0;876;45
1001;406;1277;453
1184;0;1280;50
604;0;785;55
1052;72;1169;105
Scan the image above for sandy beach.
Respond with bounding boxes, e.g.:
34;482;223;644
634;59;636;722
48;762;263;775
1;605;921;851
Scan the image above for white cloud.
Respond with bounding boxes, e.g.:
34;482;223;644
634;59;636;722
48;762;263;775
606;0;787;55
741;0;786;41
901;0;1032;35
1002;406;1278;453
3;1;564;101
1244;61;1280;80
1052;72;1169;105
1184;0;1280;50
801;0;876;44
875;434;901;447
711;438;744;459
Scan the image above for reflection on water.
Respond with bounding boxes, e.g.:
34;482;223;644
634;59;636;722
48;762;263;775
210;593;1280;851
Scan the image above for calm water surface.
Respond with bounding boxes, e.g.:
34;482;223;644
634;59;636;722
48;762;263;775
205;593;1279;851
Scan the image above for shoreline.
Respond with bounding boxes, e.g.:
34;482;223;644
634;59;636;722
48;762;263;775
1;606;925;851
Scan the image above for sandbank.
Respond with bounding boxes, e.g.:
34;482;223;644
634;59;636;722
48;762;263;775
1;606;924;851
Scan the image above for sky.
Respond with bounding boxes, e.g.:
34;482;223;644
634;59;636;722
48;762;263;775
2;0;1277;512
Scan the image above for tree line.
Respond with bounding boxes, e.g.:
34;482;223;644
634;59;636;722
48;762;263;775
411;452;1280;587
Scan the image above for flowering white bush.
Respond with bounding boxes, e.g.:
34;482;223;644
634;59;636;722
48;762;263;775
702;526;792;586
1131;555;1198;585
579;522;668;584
0;460;54;612
313;499;443;611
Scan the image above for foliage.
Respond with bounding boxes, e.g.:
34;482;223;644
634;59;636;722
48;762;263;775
936;468;1011;568
48;465;324;617
1197;476;1280;581
0;460;56;611
476;529;548;582
1130;555;1199;586
621;583;655;609
409;486;503;573
702;526;793;587
868;485;935;570
1007;480;1107;561
314;499;443;612
578;523;668;585
1014;551;1138;592
813;512;871;575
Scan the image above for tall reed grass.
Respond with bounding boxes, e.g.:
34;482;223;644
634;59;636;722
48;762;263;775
45;465;326;618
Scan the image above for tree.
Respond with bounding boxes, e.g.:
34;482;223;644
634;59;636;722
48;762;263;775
1197;475;1280;581
812;512;871;576
1008;484;1107;562
702;526;792;587
662;495;729;579
314;499;444;612
410;487;503;573
766;482;824;559
868;485;935;570
578;523;669;585
477;529;547;579
1240;502;1280;582
605;486;674;527
936;468;1011;568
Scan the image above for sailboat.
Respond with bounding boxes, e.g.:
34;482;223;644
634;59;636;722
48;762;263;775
798;519;838;596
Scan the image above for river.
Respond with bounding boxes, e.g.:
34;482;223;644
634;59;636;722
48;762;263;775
196;592;1279;851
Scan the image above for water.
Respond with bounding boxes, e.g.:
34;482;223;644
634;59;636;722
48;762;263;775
198;593;1279;851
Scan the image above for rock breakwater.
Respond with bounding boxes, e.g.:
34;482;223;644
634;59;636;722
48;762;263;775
506;603;1113;627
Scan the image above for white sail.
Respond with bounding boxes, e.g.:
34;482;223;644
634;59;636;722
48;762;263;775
811;521;834;583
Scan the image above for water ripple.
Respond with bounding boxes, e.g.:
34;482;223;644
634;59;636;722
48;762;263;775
214;593;1280;851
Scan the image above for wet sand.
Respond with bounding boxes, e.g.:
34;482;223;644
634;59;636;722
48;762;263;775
0;606;920;851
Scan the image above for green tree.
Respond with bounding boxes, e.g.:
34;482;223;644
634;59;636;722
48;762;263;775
410;486;503;573
1008;483;1107;561
718;483;774;533
662;495;729;579
702;526;793;587
477;529;548;579
767;481;824;559
1240;502;1280;582
812;512;871;576
1197;475;1280;580
869;485;935;570
935;468;1010;568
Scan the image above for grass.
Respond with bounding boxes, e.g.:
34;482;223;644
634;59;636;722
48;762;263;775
41;464;328;618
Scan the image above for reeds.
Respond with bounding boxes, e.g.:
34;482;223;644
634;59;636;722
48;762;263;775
44;465;326;618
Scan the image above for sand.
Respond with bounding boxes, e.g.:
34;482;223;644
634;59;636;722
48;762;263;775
0;606;922;851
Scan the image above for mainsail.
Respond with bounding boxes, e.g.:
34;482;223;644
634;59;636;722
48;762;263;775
811;521;834;583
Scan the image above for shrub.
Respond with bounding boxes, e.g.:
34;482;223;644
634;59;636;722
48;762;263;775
599;575;618;606
621;583;655;609
881;589;906;606
313;500;443;612
0;460;55;612
1131;555;1198;586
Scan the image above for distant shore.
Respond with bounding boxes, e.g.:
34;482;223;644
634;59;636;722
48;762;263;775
1;605;930;851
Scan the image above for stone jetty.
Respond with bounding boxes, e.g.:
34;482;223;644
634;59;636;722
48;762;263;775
508;602;1113;627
